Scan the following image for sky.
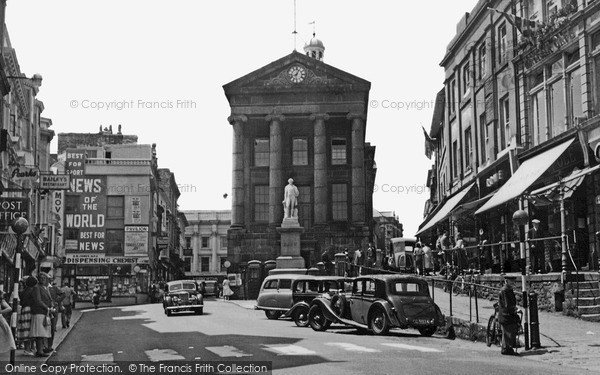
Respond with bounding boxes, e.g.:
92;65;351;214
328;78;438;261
6;0;480;237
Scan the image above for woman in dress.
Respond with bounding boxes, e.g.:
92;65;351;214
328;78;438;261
0;290;16;353
30;272;52;357
222;278;233;300
17;276;37;355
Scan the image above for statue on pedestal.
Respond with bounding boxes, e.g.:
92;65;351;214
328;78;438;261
282;178;299;219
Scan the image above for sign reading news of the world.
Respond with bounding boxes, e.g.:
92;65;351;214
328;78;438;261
64;149;107;253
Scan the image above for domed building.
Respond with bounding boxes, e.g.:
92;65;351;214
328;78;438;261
222;34;377;291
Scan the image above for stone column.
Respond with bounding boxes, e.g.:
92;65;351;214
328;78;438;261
348;113;366;225
210;221;219;273
311;113;329;226
228;115;247;228
266;114;285;226
192;225;199;273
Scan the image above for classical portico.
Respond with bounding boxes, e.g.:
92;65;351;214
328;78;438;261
223;49;376;272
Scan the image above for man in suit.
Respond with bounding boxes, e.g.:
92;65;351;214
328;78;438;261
47;279;65;352
498;276;520;355
528;219;545;274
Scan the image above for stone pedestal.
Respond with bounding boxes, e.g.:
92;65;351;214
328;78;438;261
276;219;305;269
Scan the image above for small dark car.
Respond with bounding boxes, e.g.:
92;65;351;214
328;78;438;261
163;280;204;316
308;274;445;336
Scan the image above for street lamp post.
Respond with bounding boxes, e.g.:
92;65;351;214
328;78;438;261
9;216;29;365
512;207;530;351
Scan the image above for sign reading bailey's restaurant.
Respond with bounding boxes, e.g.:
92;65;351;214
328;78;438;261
39;174;70;190
0;197;29;226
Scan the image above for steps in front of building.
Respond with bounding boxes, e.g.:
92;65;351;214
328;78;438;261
580;313;600;322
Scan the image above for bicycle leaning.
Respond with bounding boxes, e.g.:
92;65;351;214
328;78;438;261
486;302;523;349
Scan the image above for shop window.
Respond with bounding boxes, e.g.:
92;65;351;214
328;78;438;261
331;183;347;221
331;138;347;165
292;138;308;165
254;138;269;167
254;185;269;222
201;257;210;272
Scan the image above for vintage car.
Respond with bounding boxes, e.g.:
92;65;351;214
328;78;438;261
307;274;445;336
284;276;353;327
255;274;350;323
162;280;204;316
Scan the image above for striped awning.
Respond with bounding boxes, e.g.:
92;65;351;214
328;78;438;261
0;233;17;263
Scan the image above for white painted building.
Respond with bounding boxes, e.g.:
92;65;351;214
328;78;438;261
182;210;231;276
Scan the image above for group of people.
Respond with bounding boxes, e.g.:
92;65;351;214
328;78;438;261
338;243;377;277
0;273;75;357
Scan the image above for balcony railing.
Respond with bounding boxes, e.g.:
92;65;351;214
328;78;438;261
85;158;152;166
517;3;579;68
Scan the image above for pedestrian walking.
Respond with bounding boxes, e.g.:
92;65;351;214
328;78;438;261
353;248;363;276
222;278;233;300
60;281;75;328
498;276;520;356
17;276;37;355
414;242;424;275
92;285;101;309
47;279;64;352
0;290;16;353
30;272;52;357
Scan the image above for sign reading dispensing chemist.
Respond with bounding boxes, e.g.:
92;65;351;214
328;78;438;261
64;169;107;254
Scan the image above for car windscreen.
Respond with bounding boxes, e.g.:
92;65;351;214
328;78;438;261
390;281;428;295
169;283;196;291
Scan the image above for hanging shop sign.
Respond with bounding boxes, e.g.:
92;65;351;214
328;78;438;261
0;197;29;226
40;174;70;190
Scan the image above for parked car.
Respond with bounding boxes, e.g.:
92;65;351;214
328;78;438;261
201;280;218;297
163;280;204;316
307;274;445;336
284;276;353;327
255;274;351;323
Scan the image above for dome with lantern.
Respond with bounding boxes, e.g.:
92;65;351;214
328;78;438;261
304;33;325;61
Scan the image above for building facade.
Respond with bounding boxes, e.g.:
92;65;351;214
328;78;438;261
0;25;53;292
223;37;377;273
182;210;231;278
53;128;184;303
373;209;404;252
419;0;600;274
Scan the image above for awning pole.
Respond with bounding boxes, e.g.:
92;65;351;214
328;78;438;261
561;191;568;284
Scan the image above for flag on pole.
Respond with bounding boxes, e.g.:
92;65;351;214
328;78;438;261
487;7;540;36
422;126;436;160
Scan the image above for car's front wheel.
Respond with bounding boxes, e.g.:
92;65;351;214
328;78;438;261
369;308;390;335
194;308;203;315
308;305;331;331
418;326;437;337
293;306;309;327
265;310;282;320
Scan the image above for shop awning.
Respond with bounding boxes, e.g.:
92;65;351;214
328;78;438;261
528;165;597;201
416;182;476;236
475;138;575;215
450;193;494;222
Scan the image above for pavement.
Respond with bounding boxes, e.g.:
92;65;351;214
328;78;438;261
221;291;600;372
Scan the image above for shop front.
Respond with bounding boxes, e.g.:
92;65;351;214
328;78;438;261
63;255;150;303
